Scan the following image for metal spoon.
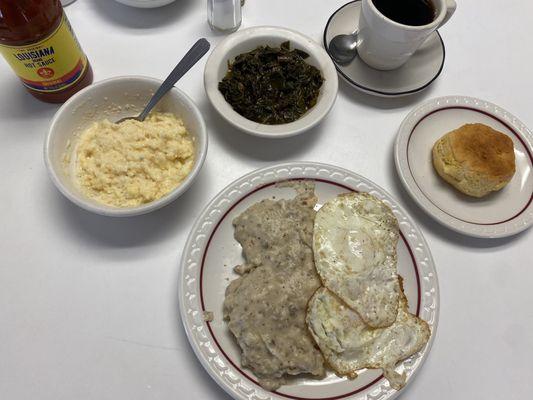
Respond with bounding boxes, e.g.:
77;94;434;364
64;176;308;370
116;38;211;124
328;32;358;65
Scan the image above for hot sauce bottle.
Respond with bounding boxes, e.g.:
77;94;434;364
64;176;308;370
0;0;93;103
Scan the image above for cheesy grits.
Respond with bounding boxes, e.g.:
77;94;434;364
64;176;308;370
75;112;195;207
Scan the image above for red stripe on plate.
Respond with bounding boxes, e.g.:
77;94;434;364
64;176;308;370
199;178;422;399
406;106;533;225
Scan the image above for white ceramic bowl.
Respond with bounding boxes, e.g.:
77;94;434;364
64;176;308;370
114;0;176;8
44;76;208;217
204;26;339;138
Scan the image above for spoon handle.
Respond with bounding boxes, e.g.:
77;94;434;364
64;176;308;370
138;38;211;121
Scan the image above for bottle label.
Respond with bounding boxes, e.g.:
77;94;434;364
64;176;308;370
0;14;88;93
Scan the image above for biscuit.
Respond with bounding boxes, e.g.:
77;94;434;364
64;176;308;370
432;123;516;197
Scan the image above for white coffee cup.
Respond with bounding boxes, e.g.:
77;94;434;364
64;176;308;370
357;0;456;70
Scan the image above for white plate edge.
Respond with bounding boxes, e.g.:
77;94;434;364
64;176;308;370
179;161;440;400
394;95;533;239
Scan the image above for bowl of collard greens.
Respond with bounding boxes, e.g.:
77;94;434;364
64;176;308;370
204;26;338;138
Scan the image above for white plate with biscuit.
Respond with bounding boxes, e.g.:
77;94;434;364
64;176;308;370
179;162;439;400
395;96;533;238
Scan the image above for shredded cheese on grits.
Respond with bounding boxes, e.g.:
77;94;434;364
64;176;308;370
75;112;195;207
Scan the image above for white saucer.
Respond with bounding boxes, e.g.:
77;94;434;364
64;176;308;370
395;96;533;239
323;0;445;97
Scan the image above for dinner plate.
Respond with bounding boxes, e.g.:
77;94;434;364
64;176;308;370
395;96;533;239
179;162;439;400
323;1;445;97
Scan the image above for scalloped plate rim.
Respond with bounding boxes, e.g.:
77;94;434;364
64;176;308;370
394;95;533;239
179;161;439;400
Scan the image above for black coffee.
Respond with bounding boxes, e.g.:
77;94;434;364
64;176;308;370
372;0;436;26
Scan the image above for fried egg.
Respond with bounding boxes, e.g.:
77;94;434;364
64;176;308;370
306;285;430;390
313;193;400;328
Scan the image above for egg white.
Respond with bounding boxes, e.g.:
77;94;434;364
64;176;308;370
306;285;430;390
313;193;400;328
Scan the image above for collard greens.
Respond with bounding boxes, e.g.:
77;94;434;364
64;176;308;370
218;41;324;125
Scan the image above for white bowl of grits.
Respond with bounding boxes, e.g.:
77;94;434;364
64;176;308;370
44;76;207;217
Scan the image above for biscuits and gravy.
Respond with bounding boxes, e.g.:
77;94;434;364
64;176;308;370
223;184;430;390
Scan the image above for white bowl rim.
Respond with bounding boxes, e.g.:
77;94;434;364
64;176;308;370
113;0;176;8
204;26;338;139
44;75;208;217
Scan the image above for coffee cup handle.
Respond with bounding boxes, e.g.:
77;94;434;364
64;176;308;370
439;0;457;28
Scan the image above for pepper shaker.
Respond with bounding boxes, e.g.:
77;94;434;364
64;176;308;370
207;0;242;33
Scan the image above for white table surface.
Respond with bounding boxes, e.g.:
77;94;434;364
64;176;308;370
1;1;532;399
